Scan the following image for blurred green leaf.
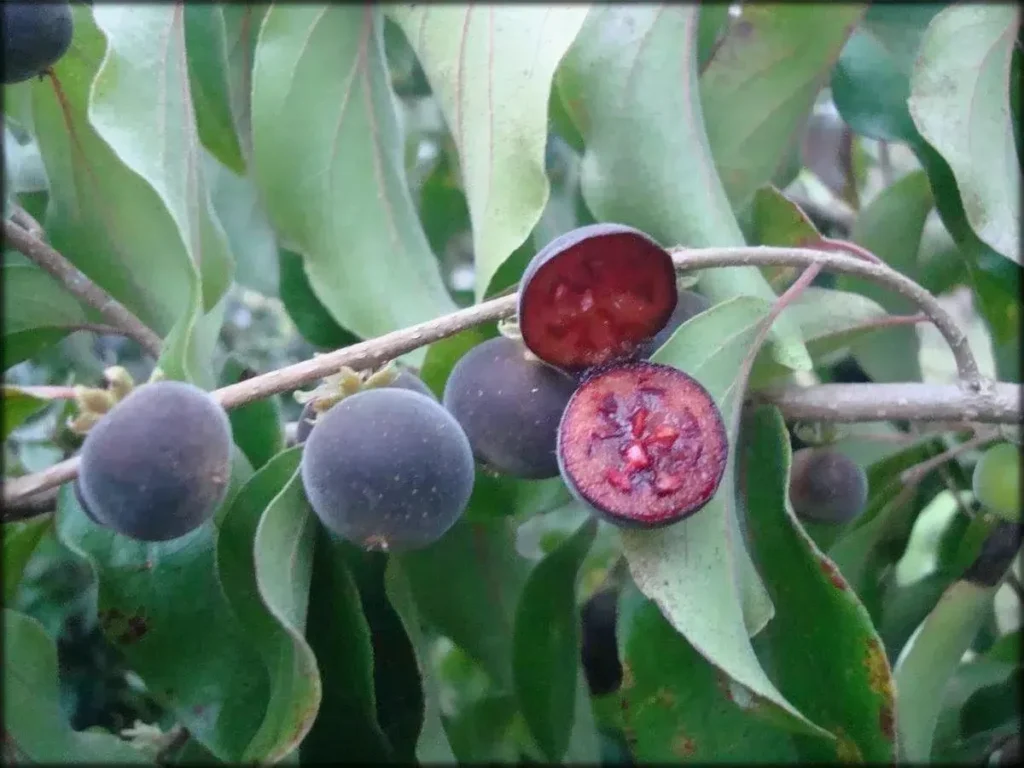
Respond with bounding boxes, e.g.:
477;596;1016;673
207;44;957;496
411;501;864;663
696;5;730;70
2;384;49;439
302;528;393;763
220;4;267;165
895;579;1001;761
513;517;597;760
443;692;520;762
2;517;51;603
277;247;360;351
386;6;589;300
635;297;829;740
557;5;811;373
3;609;150;763
841;171;933;383
751;185;821;249
617;591;798;762
908;5;1021;264
56;475;267;761
1;264;89;371
742;406;897;761
700;4;865;211
219;356;283;471
183;5;246;174
397;518;530;689
251;7;455;358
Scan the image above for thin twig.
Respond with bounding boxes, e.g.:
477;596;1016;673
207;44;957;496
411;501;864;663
2;219;163;357
9;385;78;400
9;204;43;239
900;430;998;487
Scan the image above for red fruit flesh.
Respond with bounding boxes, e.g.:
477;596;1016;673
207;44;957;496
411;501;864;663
519;226;677;372
558;362;727;527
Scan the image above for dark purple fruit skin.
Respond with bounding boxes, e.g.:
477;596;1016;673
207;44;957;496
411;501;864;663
442;336;577;479
2;2;73;84
77;381;233;542
638;290;711;359
300;388;475;552
581;588;622;696
517;223;678;372
788;448;868;524
294;370;435;445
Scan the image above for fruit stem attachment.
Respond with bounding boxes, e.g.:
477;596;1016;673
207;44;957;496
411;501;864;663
2;217;163;357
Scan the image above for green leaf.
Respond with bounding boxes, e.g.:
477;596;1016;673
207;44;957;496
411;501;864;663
246;452;320;762
397;518;530;689
696;5;730;70
617;591;798;762
840;171;933;383
633;296;829;741
2;516;51;603
385;560;457;763
251;6;455;354
302;528;393;763
699;5;865;212
277;247;360;351
219;356;284;471
3;609;151;763
742;406;897;761
419;326;498;400
1;264;89;370
751;185;821;249
894;579;1001;761
220;4;267;166
556;5;811;374
55;477;267;761
184;5;246;174
386;6;589;300
908;5;1021;264
513;517;597;760
2;385;48;440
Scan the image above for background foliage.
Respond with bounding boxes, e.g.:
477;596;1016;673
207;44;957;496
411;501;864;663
3;2;1020;764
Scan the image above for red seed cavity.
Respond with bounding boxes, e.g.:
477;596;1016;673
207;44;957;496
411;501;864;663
557;362;728;527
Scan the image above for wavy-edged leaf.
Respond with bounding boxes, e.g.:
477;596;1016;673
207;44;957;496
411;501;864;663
219;356;284;471
2;385;48;440
3;609;150;763
908;5;1021;264
630;297;830;740
386;5;589;300
742;406;897;761
301;527;392;763
246;451;320;762
55;466;266;761
251;6;455;353
699;4;865;211
617;588;798;762
513;517;597;760
556;5;811;373
1;264;88;370
2;516;51;603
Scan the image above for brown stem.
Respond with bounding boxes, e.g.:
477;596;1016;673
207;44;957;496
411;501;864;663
900;430;998;487
2;219;163;357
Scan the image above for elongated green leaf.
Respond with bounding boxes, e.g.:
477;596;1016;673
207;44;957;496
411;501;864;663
55;474;266;761
386;6;589;300
246;454;320;762
700;4;865;211
617;590;798;761
908;5;1021;264
2;517;51;603
252;6;455;352
632;297;829;740
385;560;457;763
277;247;360;351
220;356;284;471
397;518;530;689
742;406;897;761
3;609;150;763
1;264;88;371
2;385;48;440
556;5;810;373
184;5;246;173
302;528;392;763
221;4;267;165
513;517;597;760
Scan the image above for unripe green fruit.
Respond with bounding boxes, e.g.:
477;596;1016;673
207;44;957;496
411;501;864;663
2;2;74;84
77;381;233;542
789;447;868;524
973;442;1021;523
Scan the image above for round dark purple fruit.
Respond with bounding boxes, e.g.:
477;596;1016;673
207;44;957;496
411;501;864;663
557;362;728;528
788;447;868;524
300;388;475;552
517;223;678;374
443;336;577;479
77;381;233;542
295;369;435;445
2;2;74;84
638;290;711;359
